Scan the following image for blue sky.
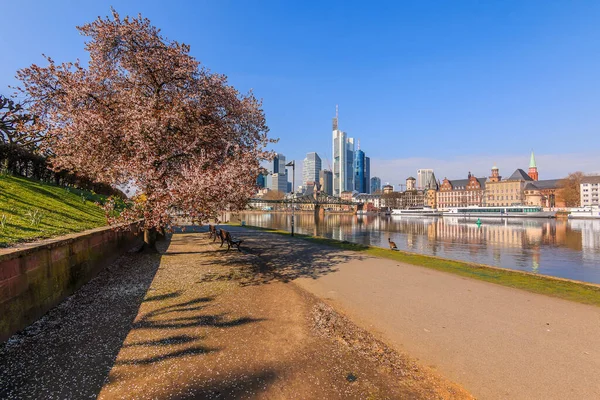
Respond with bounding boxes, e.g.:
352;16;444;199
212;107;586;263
2;1;599;188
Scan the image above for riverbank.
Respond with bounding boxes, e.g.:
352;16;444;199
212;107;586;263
237;224;600;307
1;229;471;399
228;226;600;399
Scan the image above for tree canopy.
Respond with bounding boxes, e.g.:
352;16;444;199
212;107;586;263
16;10;273;233
0;95;39;149
558;171;584;207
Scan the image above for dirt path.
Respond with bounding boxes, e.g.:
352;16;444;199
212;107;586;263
1;229;470;399
229;226;600;400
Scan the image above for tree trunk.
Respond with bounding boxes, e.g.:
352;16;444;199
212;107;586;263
156;226;167;241
140;227;158;253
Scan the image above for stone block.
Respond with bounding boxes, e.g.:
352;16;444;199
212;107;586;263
0;257;21;281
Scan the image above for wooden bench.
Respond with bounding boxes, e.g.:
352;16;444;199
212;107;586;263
220;229;243;252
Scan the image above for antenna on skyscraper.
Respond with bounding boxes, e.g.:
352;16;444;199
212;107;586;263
332;104;339;131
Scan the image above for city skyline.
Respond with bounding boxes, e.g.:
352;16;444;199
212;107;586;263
2;2;600;192
270;146;600;194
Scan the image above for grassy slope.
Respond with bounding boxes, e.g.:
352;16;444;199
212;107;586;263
239;225;600;307
0;174;107;247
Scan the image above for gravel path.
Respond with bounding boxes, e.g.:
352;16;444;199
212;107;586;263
1;228;471;399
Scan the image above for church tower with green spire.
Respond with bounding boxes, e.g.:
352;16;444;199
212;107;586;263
528;150;538;181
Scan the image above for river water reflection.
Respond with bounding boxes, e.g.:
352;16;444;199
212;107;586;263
235;212;600;284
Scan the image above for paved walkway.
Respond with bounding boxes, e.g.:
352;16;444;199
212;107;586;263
1;229;469;399
230;226;600;400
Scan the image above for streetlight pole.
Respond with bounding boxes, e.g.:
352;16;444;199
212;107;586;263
286;160;295;236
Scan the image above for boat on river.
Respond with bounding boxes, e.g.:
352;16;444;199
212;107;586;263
568;206;600;219
443;205;555;218
391;208;442;217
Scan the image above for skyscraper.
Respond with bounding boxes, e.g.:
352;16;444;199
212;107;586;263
365;156;371;194
271;153;286;174
268;153;289;193
270;173;288;193
320;170;333;196
332;106;355;196
353;141;371;194
354;148;365;193
303;152;322;186
417;169;434;190
370;177;382;193
256;173;266;189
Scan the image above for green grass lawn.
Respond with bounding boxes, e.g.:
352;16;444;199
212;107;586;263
239;225;600;307
0;174;108;247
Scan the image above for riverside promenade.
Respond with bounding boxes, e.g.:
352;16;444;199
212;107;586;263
0;228;468;399
234;227;600;400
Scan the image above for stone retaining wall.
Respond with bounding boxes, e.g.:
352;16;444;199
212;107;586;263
0;223;141;343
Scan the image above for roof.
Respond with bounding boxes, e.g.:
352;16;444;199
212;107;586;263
533;179;560;189
445;177;486;190
529;151;537;168
582;175;600;184
407;176;416;180
524;182;537;190
507;169;534;181
524;179;561;190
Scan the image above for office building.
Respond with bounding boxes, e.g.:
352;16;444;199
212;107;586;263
320;169;333;196
332;106;355;196
353;143;370;193
267;152;289;193
365;157;371;193
256;173;266;189
354;148;365;193
417;169;434;190
303;152;322;186
370;177;381;193
270;172;288;193
271;153;286;174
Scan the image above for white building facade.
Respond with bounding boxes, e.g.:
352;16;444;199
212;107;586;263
580;176;600;206
332;107;355;196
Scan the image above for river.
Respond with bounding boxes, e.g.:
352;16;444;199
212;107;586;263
233;212;600;284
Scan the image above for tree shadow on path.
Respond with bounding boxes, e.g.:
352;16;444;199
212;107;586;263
0;238;170;399
198;226;368;287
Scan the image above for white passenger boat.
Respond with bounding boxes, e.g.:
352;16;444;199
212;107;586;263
568;206;600;219
391;208;442;217
443;205;555;218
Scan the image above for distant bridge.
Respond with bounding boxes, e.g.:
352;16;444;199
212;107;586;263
248;192;357;213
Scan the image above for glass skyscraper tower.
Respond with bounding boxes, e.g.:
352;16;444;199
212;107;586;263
353;143;371;194
332;106;355;196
